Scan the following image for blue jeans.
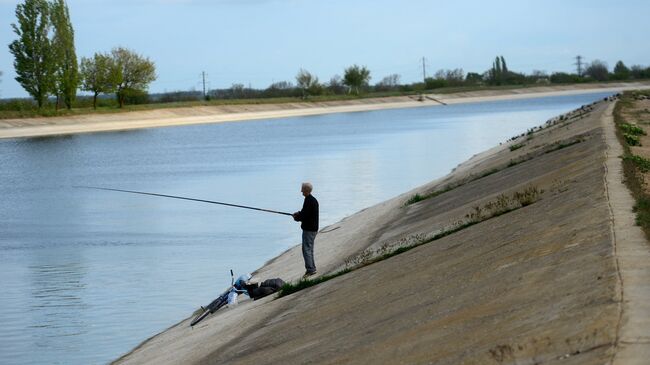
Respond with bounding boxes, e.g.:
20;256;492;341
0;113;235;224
302;230;317;273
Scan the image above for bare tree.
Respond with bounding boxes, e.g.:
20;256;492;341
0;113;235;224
327;75;345;94
295;68;320;98
434;68;464;85
375;74;401;92
585;60;609;81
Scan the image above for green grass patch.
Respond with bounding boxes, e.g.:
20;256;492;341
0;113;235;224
633;197;650;228
478;168;500;179
507;154;537;168
405;186;455;206
620;123;646;136
406;194;425;205
509;143;524;151
544;138;583;154
623;154;650;172
278;269;351;298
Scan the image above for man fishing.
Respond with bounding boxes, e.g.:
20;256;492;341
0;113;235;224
77;184;321;278
293;182;319;279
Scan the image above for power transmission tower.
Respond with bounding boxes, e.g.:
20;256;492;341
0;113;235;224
201;71;207;99
574;56;584;77
422;57;427;82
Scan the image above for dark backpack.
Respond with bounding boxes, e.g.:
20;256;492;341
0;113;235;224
246;278;285;300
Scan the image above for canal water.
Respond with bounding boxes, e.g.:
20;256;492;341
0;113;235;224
0;92;612;364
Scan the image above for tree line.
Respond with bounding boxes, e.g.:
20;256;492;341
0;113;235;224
203;56;650;102
4;0;650;110
8;0;156;110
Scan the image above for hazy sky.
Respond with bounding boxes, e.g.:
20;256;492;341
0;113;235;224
0;0;649;98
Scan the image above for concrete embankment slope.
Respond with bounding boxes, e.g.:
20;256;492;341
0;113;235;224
114;98;650;364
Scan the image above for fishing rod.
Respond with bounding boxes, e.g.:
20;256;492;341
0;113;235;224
74;186;293;216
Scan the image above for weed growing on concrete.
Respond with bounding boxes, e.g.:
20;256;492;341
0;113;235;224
406;193;425;205
278;269;351;298
405;185;455;206
544;138;584;154
509;143;524;151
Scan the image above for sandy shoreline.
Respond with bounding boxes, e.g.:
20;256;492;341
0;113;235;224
2;81;649;140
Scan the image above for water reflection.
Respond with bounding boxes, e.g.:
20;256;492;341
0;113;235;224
29;261;88;337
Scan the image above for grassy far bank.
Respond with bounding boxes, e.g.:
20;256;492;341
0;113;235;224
0;80;647;120
0;90;415;119
613;89;650;239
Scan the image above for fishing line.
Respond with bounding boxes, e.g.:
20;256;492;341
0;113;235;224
74;186;293;216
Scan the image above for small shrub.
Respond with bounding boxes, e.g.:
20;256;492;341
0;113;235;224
624;133;641;146
623;154;650;172
620;123;646;136
513;186;543;206
633;197;650;228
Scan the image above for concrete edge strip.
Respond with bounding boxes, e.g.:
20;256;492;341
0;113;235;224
601;102;625;364
602;101;650;364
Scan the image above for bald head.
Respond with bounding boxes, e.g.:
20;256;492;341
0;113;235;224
301;182;313;196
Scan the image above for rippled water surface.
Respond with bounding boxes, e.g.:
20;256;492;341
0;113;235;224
0;92;612;364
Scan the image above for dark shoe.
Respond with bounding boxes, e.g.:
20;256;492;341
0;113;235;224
302;271;317;279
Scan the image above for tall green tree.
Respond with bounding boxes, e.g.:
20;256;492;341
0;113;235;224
50;0;78;110
80;52;119;109
110;47;156;108
500;56;508;74
489;55;508;85
343;65;371;95
8;0;55;108
613;60;630;80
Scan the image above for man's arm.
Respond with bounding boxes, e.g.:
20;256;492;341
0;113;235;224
293;198;310;221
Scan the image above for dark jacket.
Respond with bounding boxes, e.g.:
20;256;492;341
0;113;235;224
295;194;319;232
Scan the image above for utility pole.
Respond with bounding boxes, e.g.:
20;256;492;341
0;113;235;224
574;55;584;77
422;57;427;82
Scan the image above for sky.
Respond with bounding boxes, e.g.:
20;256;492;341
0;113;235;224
0;0;649;98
